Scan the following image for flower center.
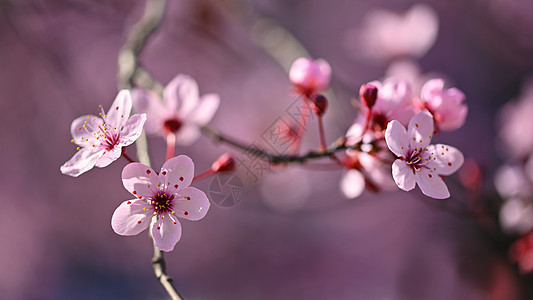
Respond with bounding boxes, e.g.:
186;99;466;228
164;118;182;134
405;149;428;172
150;191;175;214
98;125;120;151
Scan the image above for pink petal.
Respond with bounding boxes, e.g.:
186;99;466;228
414;168;450;199
315;59;332;91
407;110;434;149
174;124;201;146
152;216;182;252
106;90;132;128
95;147;122;168
439;104;468;131
425;144;464;175
160;155;194;189
392;159;416;191
132;88;168;134
122;162;159;198
186;93;220;125
340;169;366;199
60;148;102;177
164;74;199;116
119;113;147;146
111;199;152;236
70;114;103;147
385;120;409;157
358;152;396;190
173;187;210;220
421;78;444;103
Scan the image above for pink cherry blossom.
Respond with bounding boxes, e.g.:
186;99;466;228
414;78;468;131
385;110;464;199
289;57;331;95
111;155;210;252
132;74;220;145
60;90;146;177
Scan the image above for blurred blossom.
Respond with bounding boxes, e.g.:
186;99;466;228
348;4;438;61
510;231;533;273
132;74;220;146
414;79;468;131
495;164;533;200
497;78;533;159
500;199;533;235
259;168;311;213
385;110;464;199
289;57;331;95
385;59;425;95
112;156;210;252
60;90;146;177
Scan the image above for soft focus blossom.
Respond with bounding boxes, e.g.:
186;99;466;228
352;4;438;60
385;110;464;199
111;155;210;252
132;74;220;145
414;78;468;131
60;90;146;177
510;231;533;274
289;57;331;95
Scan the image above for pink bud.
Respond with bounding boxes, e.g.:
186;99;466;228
289;57;331;95
360;84;378;109
311;94;328;116
211;153;236;173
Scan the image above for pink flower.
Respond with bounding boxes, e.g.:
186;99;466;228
415;79;468;131
60;90;146;177
289;57;331;95
132;74;220;145
385;110;464;199
111;155;210;252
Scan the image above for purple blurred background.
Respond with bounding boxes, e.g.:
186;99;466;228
1;0;533;299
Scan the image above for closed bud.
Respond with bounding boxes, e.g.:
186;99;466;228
211;153;236;173
311;94;328;116
359;84;378;109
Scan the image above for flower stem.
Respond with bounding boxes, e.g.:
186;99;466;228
122;153;136;163
192;169;216;182
361;107;372;137
316;115;327;153
166;133;176;160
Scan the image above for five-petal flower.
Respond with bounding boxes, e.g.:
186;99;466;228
111;155;210;252
385;110;464;199
60;90;146;177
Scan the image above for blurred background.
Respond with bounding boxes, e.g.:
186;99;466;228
1;0;533;299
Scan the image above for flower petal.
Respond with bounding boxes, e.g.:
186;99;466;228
96;147;122;168
160;155;194;189
187;93;220;125
164;74;199;116
408;109;434;149
111;199;152;236
70;114;103;147
392;159;416;191
340;169;366;199
174;124;201;146
132;88;168;134
60;147;102;177
414;168;450;199
173;187;211;220
106;90;132;128
425;144;464;175
152;216;182;252
122;162;159;198
119;113;147;146
385;120;409;157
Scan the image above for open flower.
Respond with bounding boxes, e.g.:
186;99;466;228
111;155;210;252
385;110;464;199
132;74;220;145
414;78;468;131
60;90;146;177
289;57;331;95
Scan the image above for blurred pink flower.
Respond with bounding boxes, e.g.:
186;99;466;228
60;90;146;177
352;4;438;60
414;79;468;131
289;57;331;95
385;110;464;199
510;231;533;274
132;74;220;145
112;155;210;252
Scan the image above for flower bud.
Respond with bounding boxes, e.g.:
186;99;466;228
311;94;328;116
359;84;378;109
289;57;331;95
211;153;236;173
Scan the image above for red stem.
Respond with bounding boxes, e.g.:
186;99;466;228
317;115;327;152
361;108;372;137
166;133;176;160
122;153;136;163
192;169;215;182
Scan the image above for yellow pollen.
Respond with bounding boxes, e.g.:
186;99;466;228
171;211;175;214
70;139;74;143
120;115;123;118
99;113;102;116
400;147;403;149
153;212;157;215
76;147;80;150
98;105;102;108
143;207;146;211
147;184;150;188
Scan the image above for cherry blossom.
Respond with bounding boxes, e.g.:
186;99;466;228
60;90;146;177
289;57;331;95
132;74;220;145
111;155;210;252
385;110;464;199
414;78;468;131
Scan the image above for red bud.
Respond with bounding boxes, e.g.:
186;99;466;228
211;153;236;173
360;84;378;109
311;94;328;116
